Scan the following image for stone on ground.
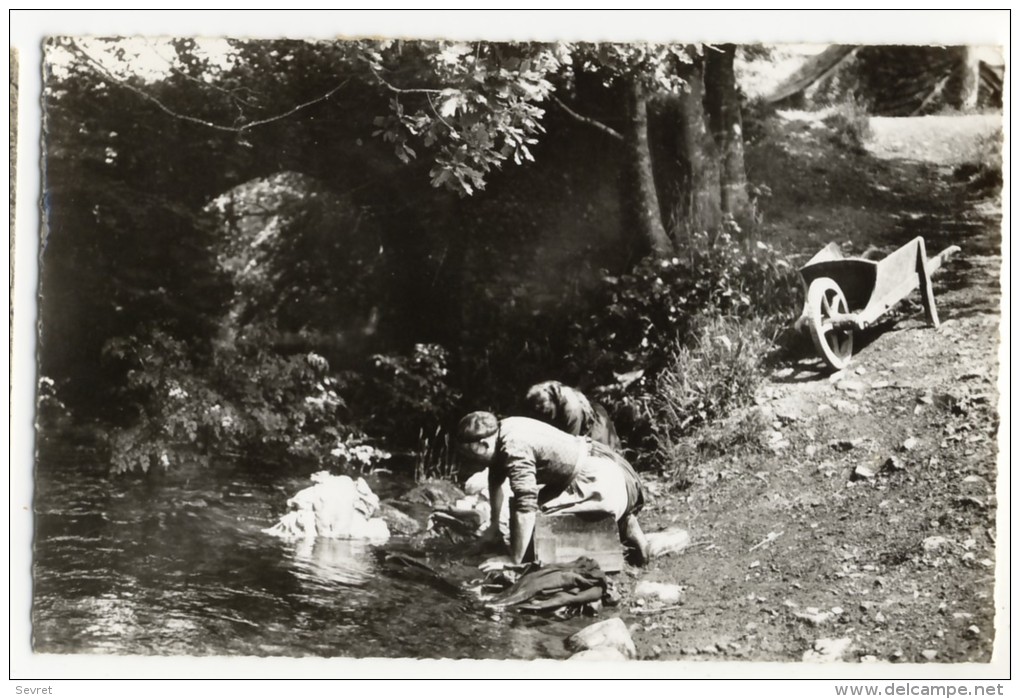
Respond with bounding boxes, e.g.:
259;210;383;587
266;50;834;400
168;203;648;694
564;617;636;659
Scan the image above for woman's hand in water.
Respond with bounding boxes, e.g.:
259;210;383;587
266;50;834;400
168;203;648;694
478;555;514;572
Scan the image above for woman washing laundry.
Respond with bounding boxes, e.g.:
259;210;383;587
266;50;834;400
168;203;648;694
455;411;649;569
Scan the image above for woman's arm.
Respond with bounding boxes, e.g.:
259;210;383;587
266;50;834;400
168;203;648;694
486;476;505;540
500;428;541;562
509;510;537;563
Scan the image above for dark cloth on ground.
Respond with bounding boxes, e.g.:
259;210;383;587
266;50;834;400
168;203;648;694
486;556;608;612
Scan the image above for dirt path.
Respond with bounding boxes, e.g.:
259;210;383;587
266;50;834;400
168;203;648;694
625;114;1003;664
868;115;1003;167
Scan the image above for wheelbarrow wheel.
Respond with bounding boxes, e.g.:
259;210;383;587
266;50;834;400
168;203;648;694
807;277;854;371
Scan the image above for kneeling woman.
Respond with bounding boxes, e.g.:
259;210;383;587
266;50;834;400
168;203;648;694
455;411;649;567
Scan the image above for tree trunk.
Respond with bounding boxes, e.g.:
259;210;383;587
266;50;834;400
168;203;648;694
953;46;980;111
622;75;674;257
704;44;752;236
665;54;722;244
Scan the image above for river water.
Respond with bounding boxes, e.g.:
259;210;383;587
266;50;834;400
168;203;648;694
31;448;591;659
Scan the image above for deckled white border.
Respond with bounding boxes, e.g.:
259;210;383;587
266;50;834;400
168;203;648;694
8;8;1011;691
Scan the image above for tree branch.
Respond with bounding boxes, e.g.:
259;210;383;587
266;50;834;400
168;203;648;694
67;40;348;134
141;37;260;125
242;80;349;130
369;67;444;95
425;91;457;134
551;95;623;141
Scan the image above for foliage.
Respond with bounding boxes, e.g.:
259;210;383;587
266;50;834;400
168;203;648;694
565;233;798;461
347;343;462;449
572;231;798;381
954;128;1002;195
38;36;779;480
36;376;73;431
821;98;873;154
203;171;386;344
413;427;458;484
101;326;377;474
365;41;568;196
571;43;695;92
366;41;697;198
40;40;238;419
739;95;776;145
452;290;582;411
651;315;773;442
330;437;393;475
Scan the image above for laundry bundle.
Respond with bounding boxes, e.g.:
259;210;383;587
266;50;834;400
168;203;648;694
264;471;390;541
483;557;616;615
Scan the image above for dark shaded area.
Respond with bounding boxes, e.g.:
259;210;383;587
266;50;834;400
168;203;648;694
37;39;1001;480
771;45;1003;115
38;40;636;463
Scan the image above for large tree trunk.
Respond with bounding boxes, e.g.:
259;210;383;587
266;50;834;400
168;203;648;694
704;44;752;236
953;46;980;111
655;53;722;246
621;75;674;257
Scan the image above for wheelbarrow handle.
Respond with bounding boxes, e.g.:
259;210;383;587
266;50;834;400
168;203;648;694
926;245;961;276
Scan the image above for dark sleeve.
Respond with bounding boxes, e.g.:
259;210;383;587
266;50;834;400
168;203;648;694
501;433;540;514
488;461;507;492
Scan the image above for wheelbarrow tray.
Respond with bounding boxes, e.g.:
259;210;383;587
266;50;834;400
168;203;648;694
797;237;959;370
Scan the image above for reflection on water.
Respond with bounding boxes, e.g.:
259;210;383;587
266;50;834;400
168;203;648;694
288;538;375;588
32;456;589;658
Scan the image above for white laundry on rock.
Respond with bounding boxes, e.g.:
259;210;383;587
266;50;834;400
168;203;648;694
264;471;390;542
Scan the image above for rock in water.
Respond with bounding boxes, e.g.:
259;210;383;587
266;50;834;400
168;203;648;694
378;502;422;535
264;471;390;542
399;478;466;509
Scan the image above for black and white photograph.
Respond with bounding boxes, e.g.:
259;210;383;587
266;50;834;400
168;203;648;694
10;9;1010;686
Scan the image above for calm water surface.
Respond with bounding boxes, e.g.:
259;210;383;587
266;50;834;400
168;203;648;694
32;451;590;658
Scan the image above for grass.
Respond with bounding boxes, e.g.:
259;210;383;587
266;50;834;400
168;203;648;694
821;98;873;154
651;315;776;480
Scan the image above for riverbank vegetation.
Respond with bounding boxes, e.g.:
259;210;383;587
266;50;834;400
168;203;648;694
37;40;996;483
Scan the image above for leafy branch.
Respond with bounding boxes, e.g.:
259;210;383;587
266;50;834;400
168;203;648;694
66;39;349;134
368;67;444;95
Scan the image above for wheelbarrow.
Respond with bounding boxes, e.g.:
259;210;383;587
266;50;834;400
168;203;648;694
795;237;960;371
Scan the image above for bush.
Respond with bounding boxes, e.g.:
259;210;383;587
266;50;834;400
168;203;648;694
346;342;462;450
954;129;1003;195
740;96;776;145
101;326;376;474
651;315;773;442
570;231;798;387
564;233;798;463
822;98;873;154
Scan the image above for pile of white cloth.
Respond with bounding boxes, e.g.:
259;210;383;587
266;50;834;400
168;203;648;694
264;471;390;542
